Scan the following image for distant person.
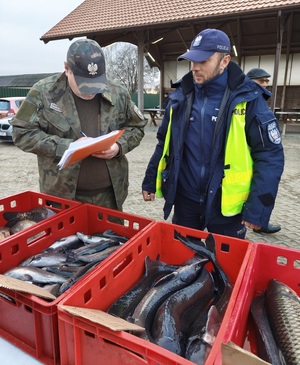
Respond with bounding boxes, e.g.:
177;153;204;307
162;92;170;109
11;38;146;212
246;67;281;234
247;68;271;88
142;28;284;239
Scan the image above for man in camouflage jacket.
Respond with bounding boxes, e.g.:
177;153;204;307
11;39;146;211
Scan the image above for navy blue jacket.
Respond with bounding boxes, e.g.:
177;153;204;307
142;61;284;228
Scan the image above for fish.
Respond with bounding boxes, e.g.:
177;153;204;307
76;232;115;245
3;207;56;228
251;292;285;365
74;245;120;263
42;283;62;297
130;259;208;340
59;260;99;294
185;305;221;365
66;238;120;261
108;256;181;320
102;229;129;244
175;232;232;363
4;266;68;285
19;251;68;268
265;279;300;365
44;265;81;278
43;234;82;252
152;266;215;357
10;219;37;234
174;232;232;317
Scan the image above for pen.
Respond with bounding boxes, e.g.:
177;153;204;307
80;131;87;137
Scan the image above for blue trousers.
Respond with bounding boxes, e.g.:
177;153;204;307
172;193;246;239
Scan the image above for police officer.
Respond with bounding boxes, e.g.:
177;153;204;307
142;29;284;239
12;39;146;211
246;67;281;234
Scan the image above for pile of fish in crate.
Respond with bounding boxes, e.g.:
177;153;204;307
0;191;154;365
0;191;299;365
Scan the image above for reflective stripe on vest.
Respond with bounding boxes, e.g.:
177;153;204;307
156;107;173;198
221;101;253;216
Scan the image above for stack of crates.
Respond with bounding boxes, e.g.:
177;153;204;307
0;200;154;365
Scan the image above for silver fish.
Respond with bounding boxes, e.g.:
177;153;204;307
4;266;67;284
43;234;82;252
19;252;68;267
76;232;116;245
74;245;119;263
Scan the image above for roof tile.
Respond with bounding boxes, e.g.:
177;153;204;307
41;0;300;40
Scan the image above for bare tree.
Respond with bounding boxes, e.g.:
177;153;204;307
103;42;159;93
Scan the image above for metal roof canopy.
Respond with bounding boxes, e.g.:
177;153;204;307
41;4;300;111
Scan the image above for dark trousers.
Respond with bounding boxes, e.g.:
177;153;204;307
172;193;246;239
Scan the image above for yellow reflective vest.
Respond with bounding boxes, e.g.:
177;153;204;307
156;108;173;198
221;101;253;216
156;102;253;214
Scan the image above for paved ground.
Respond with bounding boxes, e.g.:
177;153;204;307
0;115;299;250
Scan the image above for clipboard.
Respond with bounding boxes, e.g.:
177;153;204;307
57;129;124;169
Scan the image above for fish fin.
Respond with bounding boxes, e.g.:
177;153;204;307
157;337;180;354
153;271;176;287
126;315;135;324
205;305;221;337
205;234;217;256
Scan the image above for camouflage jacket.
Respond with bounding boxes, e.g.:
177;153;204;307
11;72;146;209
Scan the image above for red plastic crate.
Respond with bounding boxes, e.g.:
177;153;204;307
0;190;81;243
214;242;300;364
57;221;253;365
0;203;154;365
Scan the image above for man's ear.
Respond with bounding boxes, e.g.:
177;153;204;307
64;62;70;74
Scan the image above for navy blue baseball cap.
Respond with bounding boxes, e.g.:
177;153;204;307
178;29;231;62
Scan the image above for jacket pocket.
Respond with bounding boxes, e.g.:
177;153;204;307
42;109;71;136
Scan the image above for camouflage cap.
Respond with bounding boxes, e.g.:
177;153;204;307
67;39;108;95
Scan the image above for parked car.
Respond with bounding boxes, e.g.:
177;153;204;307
0;96;25;119
0;116;13;141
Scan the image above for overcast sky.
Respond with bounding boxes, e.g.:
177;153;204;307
0;0;85;76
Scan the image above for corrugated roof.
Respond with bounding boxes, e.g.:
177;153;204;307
41;0;300;41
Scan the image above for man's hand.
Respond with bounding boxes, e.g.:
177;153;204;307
242;221;261;230
92;143;120;159
142;190;155;201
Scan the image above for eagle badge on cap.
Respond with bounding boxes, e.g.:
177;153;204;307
87;63;98;76
193;35;202;47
